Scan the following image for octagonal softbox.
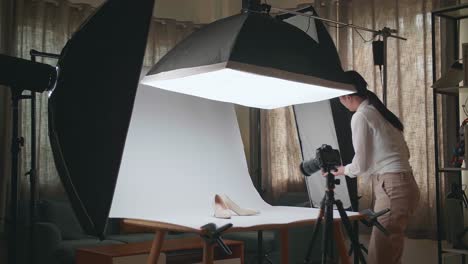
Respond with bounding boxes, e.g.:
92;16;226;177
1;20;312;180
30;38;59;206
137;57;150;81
48;0;155;237
142;12;355;109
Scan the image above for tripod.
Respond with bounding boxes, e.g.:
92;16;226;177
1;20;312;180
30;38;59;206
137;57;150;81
303;167;366;264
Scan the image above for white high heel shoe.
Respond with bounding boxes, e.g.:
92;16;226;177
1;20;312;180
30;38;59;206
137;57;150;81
214;194;231;219
221;194;259;216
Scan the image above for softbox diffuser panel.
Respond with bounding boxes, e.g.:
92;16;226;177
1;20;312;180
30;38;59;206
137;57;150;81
280;7;357;210
142;12;355;109
294;101;351;208
48;0;155;237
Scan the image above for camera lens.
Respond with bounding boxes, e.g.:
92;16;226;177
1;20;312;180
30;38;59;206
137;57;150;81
300;158;321;176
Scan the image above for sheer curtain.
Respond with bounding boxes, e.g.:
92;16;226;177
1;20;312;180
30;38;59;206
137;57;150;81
335;0;443;238
261;107;305;203
0;0;15;236
0;0;201;232
262;0;444;237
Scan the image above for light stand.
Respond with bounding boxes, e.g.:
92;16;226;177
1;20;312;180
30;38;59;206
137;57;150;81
0;54;57;264
28;49;59;264
9;86;28;264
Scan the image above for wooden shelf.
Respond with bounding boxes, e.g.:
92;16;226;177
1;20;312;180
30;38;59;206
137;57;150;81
442;240;468;256
443;247;468;255
433;3;468;20
439;167;468;172
433;86;468;95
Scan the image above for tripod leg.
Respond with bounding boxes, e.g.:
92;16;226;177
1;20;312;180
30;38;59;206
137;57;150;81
304;201;324;263
322;192;334;264
335;200;366;264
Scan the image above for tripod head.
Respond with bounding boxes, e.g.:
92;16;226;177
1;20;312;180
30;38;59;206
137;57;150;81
321;166;341;193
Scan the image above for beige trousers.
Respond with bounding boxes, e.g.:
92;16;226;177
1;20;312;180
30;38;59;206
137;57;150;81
368;172;420;264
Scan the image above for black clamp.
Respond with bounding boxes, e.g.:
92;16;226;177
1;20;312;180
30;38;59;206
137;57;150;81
200;223;233;255
447;183;468;208
360;208;390;236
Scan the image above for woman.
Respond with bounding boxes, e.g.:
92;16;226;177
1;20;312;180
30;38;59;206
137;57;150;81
332;71;420;264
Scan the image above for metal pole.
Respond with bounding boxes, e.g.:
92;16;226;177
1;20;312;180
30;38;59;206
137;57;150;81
271;6;407;105
271;7;407;41
27;50;59;263
8;89;23;264
383;35;388;105
431;13;443;264
29;52;38;264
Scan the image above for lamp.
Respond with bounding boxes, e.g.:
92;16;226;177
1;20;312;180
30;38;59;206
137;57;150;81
0;54;57;92
141;11;356;109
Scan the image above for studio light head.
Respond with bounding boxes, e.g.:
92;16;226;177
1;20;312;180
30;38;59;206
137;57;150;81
0;54;57;92
300;144;342;176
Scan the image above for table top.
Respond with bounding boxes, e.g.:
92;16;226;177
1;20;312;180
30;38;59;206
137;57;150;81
122;212;366;234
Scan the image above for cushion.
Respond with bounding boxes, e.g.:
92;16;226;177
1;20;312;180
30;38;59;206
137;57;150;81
37;200;87;240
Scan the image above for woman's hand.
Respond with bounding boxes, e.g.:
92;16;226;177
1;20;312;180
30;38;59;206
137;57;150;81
322;166;345;176
332;166;345;176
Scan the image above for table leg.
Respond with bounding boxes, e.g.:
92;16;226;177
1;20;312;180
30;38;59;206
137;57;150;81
147;230;166;264
333;222;351;264
203;240;214;264
280;228;289;264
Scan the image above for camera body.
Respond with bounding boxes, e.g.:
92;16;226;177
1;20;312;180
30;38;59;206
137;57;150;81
300;144;342;176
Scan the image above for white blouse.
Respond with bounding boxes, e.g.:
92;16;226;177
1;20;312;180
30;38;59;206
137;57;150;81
344;100;412;181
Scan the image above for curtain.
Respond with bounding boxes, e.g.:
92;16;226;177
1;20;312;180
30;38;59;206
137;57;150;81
261;107;305;203
335;0;447;238
0;0;15;237
262;0;448;237
0;0;201;227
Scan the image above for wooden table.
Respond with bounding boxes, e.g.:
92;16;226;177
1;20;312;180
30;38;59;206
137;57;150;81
76;236;244;264
123;213;365;264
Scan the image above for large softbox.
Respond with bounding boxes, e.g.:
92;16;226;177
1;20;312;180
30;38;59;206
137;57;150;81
141;12;355;109
48;0;155;237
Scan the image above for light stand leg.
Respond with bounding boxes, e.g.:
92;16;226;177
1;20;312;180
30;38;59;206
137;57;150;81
147;230;166;264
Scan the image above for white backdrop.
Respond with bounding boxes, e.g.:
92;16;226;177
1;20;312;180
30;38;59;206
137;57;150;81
109;83;357;230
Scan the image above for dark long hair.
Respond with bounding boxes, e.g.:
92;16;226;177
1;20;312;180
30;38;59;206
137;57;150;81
345;71;404;132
